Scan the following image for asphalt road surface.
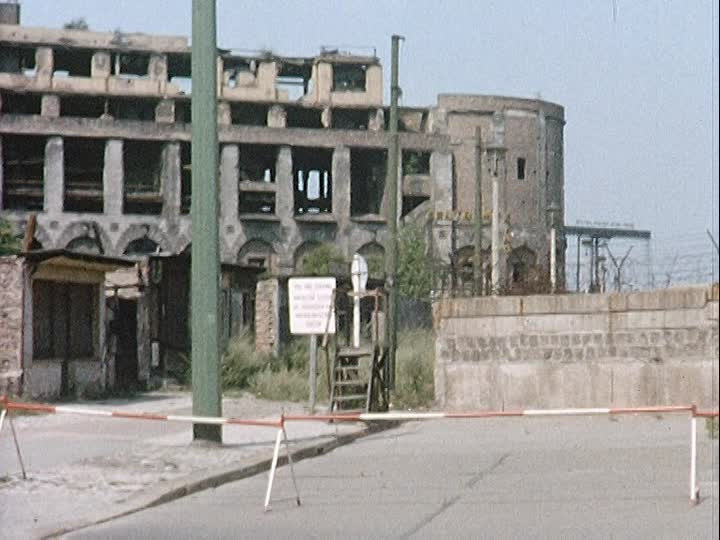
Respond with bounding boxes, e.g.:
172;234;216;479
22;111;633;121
66;414;719;539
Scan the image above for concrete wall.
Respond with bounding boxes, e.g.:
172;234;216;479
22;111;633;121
0;256;23;395
434;284;719;410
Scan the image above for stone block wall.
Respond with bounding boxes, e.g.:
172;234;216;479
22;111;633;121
255;278;279;356
0;256;23;396
434;285;719;410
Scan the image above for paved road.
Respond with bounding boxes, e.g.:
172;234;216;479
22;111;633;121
67;414;719;540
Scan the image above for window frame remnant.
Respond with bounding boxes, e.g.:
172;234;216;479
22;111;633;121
1;134;46;211
292;147;333;215
350;148;387;217
63;137;105;213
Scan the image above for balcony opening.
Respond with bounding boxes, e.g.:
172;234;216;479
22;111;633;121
123;139;163;215
1;135;45;210
332;108;368;130
402;150;430;175
63;137;104;213
111;53;150;78
286;106;323;129
239;144;276;183
167;53;191;93
293;147;332;215
350;148;386;216
60;95;105;118
53;48;92;77
230;103;267;126
175;99;191;123
239;191;276;215
1;91;41;114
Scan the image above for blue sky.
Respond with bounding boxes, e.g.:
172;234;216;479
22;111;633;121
18;0;720;282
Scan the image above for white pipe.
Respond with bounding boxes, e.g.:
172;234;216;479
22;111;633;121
264;428;284;511
690;416;698;504
550;226;557;293
524;408;611;416
0;408;6;436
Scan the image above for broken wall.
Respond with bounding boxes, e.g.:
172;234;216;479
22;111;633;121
0;256;23;396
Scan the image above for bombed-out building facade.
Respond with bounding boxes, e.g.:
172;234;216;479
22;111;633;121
0;7;565;393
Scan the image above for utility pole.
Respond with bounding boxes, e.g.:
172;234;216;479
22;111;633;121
473;127;483;295
191;0;222;443
385;34;403;389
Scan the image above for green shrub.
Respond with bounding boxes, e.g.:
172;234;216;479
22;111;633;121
0;218;21;256
300;244;346;276
222;331;272;389
392;330;435;409
707;417;719;440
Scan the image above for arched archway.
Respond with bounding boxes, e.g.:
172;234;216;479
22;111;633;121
237;239;276;270
507;245;537;287
124;236;159;256
66;235;103;254
356;242;385;279
294;241;344;275
452;245;491;294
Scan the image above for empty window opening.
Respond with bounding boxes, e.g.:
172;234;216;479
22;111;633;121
33;280;97;362
402;150;430;175
286;106;323;129
167;53;191;93
175;100;191;123
180;142;191;214
230;103;267;126
332;64;367;92
109;97;157;121
332;108;368;130
123;139;163;215
0;91;41;114
350;148;386;216
2;135;45;210
124;236;159;256
292;147;332;215
517;157;526;180
63;137;105;213
239;191;276;215
237;239;275;269
402;196;429;218
0;46;34;74
112;53;150;78
53;48;92;77
223;58;256;88
60;95;105;118
276;75;307;101
239;144;277;183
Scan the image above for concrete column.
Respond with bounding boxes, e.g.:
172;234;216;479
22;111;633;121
331;145;350;221
220;144;239;222
155;99;175;124
35;47;53;86
103;139;123;216
161;142;181;218
430;151;453;265
41;94;60;117
91;51;111;79
267;105;286;128
490;151;507;294
44;136;63;213
276;146;293;221
217;101;231;126
148;54;168;81
368;108;384;131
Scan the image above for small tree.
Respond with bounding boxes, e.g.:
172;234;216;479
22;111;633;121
397;224;432;299
0;218;21;256
64;18;89;30
301;244;345;276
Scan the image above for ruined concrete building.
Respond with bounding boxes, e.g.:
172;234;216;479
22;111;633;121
0;5;565;289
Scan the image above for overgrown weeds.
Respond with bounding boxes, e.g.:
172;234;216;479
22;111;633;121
221;330;435;409
707;417;719;439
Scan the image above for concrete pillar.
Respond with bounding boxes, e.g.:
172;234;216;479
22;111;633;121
332;145;350;220
148;54;168;81
365;64;383;105
161;142;181;218
368;108;384;131
217;101;231;126
490;151;507;294
41;94;60;117
267;105;286;128
91;51;111;79
44;136;63;213
35;47;53;86
155;99;175;124
276;146;293;221
220;144;239;222
321;107;332;128
103;139;123;216
315;62;332;102
430;151;453;265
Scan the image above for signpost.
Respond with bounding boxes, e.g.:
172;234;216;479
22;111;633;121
351;254;368;348
288;277;336;413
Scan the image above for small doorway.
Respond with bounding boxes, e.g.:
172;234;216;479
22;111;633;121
115;299;138;390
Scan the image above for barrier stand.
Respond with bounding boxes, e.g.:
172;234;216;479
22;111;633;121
264;413;302;512
690;407;719;505
0;395;27;479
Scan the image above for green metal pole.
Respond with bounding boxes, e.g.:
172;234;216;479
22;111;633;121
191;0;221;443
473;127;483;295
385;35;402;390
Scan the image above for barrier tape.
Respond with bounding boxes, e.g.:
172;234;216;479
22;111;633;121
1;395;717;509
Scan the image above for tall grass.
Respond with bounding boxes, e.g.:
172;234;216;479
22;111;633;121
221;330;434;409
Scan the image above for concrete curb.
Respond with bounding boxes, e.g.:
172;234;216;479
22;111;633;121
44;421;397;539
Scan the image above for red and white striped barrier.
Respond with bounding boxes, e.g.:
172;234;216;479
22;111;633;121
1;395;717;509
